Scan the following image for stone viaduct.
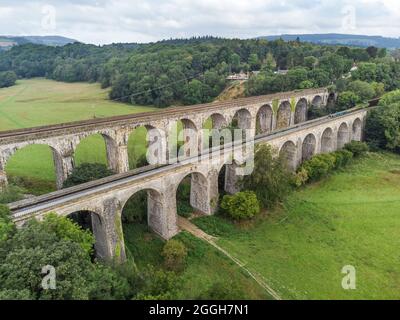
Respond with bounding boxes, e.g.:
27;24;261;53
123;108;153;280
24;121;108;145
0;88;331;191
6;104;367;262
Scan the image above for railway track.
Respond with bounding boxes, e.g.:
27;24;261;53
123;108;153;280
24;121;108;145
8;106;368;216
0;87;327;139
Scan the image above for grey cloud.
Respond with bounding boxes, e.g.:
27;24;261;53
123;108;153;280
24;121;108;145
0;0;398;44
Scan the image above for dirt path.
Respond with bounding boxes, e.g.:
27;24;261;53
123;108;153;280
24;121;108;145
177;216;283;300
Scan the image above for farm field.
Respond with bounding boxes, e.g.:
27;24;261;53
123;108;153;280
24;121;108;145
123;224;272;300
192;152;400;300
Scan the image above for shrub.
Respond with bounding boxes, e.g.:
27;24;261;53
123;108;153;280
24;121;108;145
293;167;309;187
339;150;354;166
0;71;17;88
220;191;260;221
242;145;293;209
336;91;361;111
63;163;114;188
298;150;354;185
162;240;188;272
0;185;25;204
344;141;369;157
301;156;331;181
0;205;15;242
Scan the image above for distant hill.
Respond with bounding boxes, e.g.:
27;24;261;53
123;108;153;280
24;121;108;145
0;36;78;51
259;34;400;49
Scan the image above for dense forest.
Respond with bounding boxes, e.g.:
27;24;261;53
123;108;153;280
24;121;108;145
0;37;399;108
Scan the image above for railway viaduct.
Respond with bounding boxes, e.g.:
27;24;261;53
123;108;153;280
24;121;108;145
0;88;331;190
5;104;367;262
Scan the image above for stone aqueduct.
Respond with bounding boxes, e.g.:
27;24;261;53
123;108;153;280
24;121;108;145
0;88;330;190
1;88;368;261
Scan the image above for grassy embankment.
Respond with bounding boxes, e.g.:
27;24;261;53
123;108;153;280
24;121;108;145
189;152;400;300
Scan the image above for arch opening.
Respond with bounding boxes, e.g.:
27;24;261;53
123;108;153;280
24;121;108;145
74;133;109;168
67;210;105;260
302;134;317;162
256;105;273;135
321;128;335;153
203;113;229;150
121;188;164;242
337;123;349;149
276;101;291;130
4;144;61;195
294;99;308;124
127;125;155;170
218;160;243;195
327;92;336;109
176;172;211;218
280;141;298;171
311;95;323;108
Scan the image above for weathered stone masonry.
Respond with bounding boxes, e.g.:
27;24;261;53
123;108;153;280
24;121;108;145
8;106;367;262
0;88;330;191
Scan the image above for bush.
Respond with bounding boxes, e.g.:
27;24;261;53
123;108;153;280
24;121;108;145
293;167;309;187
0;205;15;243
162;240;188;272
344;141;369;157
301;155;330;181
338;150;354;166
63;163;114;188
220;191;260;221
298;150;354;185
0;71;17;88
336;91;361;111
242;145;293;209
135;267;180;300
0;185;25;204
347;80;376;101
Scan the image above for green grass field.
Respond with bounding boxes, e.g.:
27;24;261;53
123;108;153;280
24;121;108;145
0;78;158;130
192;152;400;300
122;224;271;299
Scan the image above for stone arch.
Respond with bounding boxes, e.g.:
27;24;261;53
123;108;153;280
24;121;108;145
127;125;153;170
279;140;298;171
218;159;244;195
121;187;165;237
327;92;336;107
302;133;317;161
294;98;308;124
4;143;65;192
337;122;349;149
312;95;323;108
256;104;273;135
276;101;292;129
232;108;252;129
175;171;213;215
178;118;199;158
205;113;228;130
321;127;335;153
352;118;362;141
66;210;109;260
74;133;117;171
203;113;230;150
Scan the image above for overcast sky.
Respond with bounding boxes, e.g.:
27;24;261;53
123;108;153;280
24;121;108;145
0;0;399;44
